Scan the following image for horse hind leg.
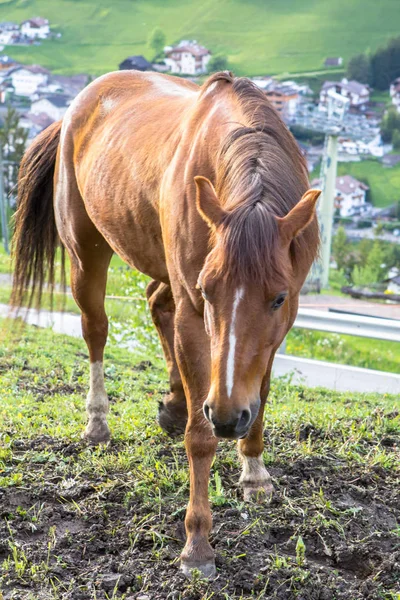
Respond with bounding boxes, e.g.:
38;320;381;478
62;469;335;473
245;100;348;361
146;280;187;435
67;232;113;444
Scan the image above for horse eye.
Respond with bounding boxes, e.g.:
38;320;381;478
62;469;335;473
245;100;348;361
272;293;287;311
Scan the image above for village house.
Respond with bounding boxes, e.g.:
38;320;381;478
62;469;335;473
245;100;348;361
338;135;384;158
9;65;49;97
0;55;18;70
0;23;19;45
20;17;50;40
119;55;152;71
313;174;369;217
31;95;70;121
390;77;400;112
265;87;299;120
324;57;343;67
252;78;309;120
20;111;54;142
164;40;211;75
49;74;89;97
320;78;370;109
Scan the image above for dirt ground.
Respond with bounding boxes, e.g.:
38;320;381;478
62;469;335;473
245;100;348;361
1;433;399;600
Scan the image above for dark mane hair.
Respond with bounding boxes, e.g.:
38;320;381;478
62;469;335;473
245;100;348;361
202;72;319;288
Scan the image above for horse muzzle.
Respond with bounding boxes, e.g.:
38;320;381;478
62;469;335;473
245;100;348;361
203;397;260;439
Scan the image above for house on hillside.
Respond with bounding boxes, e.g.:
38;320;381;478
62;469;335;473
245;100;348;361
50;74;89;97
20;111;54;142
319;78;370;109
0;55;19;70
119;55;152;71
338;135;383;158
324;57;343;67
0;22;19;45
164;40;211;75
9;65;49;97
31;95;70;121
20;17;50;40
265;85;299;120
390;77;400;112
313;174;369;217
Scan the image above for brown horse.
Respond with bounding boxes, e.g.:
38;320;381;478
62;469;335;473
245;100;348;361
11;70;320;577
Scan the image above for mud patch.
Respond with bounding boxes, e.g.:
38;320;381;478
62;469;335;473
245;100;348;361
1;433;399;599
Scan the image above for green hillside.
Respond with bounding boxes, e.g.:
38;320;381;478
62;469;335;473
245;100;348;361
0;0;399;76
337;160;400;208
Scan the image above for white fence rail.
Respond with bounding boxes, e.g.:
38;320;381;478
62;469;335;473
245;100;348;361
274;308;400;393
295;308;400;343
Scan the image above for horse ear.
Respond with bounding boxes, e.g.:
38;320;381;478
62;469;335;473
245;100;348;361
194;176;226;229
276;189;321;245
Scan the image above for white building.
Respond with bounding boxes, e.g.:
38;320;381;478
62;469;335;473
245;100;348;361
10;65;49;97
0;30;15;45
390;78;400;112
31;95;70;121
164;40;211;75
320;79;370;109
20;17;50;40
313;174;369;217
338;135;384;158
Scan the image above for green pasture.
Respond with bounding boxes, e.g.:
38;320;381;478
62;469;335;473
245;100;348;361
0;317;399;597
0;0;399;76
337;160;400;208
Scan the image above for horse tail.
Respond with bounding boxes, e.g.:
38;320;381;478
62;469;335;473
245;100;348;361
11;120;65;309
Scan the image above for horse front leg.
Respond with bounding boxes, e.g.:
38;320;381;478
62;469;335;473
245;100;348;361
237;365;275;502
174;299;218;577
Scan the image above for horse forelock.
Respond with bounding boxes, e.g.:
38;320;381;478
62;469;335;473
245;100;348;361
200;73;319;288
215;202;288;290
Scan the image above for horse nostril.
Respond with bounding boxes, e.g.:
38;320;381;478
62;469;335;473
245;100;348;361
236;408;252;431
203;401;211;423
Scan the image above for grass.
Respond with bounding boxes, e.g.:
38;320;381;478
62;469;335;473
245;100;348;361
0;242;399;597
286;328;400;373
337;160;400;208
0;0;399;76
0;320;399;598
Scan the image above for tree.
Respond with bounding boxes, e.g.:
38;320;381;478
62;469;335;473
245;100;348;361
147;27;166;60
346;53;371;84
207;54;228;74
0;105;28;199
392;129;400;150
380;107;400;143
371;47;391;90
332;226;349;271
366;239;387;283
387;36;400;83
358;238;372;267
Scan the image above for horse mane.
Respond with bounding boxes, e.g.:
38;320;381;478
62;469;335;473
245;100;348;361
201;72;319;288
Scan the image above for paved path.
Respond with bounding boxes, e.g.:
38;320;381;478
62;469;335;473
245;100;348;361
300;294;400;320
0;304;82;337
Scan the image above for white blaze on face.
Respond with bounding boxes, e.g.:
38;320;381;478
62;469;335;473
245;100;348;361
226;287;244;398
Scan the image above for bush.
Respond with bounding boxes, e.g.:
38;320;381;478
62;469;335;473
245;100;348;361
207;55;229;73
381;220;400;231
290;125;325;146
357;219;373;229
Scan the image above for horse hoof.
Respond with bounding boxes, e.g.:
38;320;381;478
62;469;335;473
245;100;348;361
180;559;216;579
82;423;111;445
157;401;187;437
243;481;274;503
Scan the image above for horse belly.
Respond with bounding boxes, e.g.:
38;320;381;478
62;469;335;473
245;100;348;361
85;190;169;282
